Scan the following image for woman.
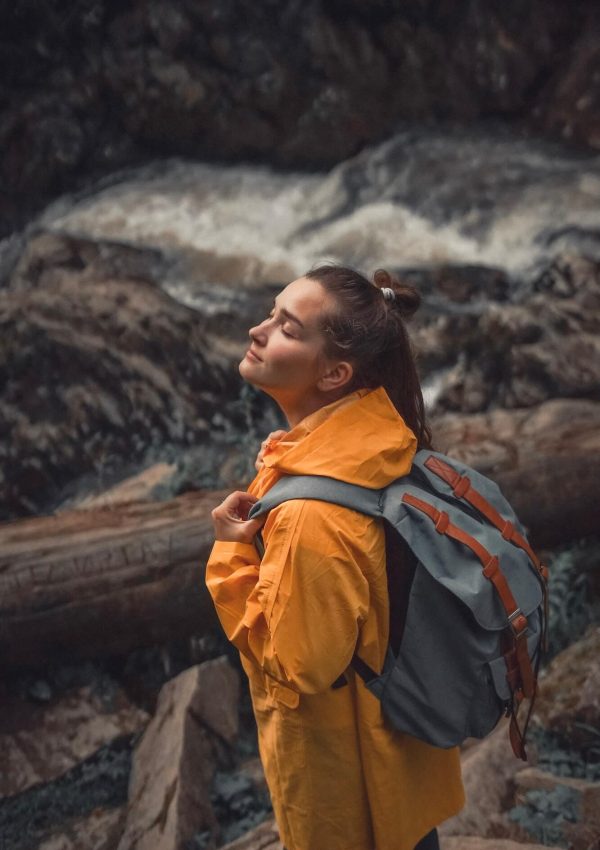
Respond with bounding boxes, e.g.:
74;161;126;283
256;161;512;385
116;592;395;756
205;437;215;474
206;266;465;850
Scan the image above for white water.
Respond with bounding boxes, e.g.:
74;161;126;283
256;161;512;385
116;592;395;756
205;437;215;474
39;127;600;291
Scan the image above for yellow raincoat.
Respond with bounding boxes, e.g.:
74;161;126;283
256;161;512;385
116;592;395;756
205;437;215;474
206;387;465;850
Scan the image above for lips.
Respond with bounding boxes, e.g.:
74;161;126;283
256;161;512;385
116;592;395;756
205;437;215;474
245;348;263;362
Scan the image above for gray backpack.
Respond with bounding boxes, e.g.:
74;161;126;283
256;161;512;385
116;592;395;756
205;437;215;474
248;450;548;760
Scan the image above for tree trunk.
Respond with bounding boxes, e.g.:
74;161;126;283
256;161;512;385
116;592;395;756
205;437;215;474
0;491;226;673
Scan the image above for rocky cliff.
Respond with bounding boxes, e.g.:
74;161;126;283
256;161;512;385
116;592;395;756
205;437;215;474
2;0;600;235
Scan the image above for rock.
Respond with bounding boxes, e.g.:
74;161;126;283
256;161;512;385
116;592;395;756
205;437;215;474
534;625;600;744
515;765;600;803
441;839;562;850
117;657;239;850
538;6;600;150
0;231;238;520
419;255;600;414
64;462;178;510
219;819;566;850
2;1;600;235
440;721;535;840
0;680;149;797
220;817;282;850
510;767;600;850
237;757;268;798
36;806;126;850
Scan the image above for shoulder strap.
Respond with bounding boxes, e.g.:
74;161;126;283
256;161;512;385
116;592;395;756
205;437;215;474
248;475;384;520
248;474;397;691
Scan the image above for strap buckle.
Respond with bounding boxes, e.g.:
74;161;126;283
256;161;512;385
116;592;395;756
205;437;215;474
508;607;528;636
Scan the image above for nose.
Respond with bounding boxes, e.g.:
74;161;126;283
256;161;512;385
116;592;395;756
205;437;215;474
248;317;269;346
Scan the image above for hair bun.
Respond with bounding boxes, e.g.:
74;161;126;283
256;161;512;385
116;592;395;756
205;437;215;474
372;268;421;319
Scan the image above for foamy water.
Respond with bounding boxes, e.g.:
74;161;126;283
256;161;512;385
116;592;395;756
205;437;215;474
39;128;600;292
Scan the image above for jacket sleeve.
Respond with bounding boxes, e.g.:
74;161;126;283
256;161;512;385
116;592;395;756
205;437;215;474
205;499;375;693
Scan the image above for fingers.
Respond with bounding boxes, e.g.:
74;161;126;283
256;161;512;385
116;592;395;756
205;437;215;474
255;429;288;470
212;490;257;522
211;490;266;544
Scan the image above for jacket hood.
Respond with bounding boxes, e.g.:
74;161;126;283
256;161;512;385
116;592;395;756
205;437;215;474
261;386;417;488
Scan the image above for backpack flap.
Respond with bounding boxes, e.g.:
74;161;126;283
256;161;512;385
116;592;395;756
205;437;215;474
382;482;543;630
409;450;529;537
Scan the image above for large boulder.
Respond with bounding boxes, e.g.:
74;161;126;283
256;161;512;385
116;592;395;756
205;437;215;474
117;657;240;850
439;722;535;841
2;1;600;234
0;678;148;797
417;255;600;413
534;625;600;745
0;231;239;520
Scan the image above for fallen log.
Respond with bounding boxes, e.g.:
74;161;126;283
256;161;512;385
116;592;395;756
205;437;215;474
1;398;599;673
432;398;600;548
0;491;226;673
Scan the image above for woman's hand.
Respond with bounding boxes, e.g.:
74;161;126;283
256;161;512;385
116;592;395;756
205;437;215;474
211;490;266;544
255;429;288;471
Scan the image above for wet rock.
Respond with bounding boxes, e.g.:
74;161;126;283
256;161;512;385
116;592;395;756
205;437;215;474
0;231;238;520
538;6;600;151
63;461;178;510
534;625;600;745
0;679;149;797
440;722;535;841
510;768;600;850
220;817;282;850
2;1;600;235
117;657;239;850
441;839;562;850
417;255;600;413
0;734;133;850
36;806;126;850
219;823;566;850
209;766;272;847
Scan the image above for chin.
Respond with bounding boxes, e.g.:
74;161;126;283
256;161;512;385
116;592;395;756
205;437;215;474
239;358;260;385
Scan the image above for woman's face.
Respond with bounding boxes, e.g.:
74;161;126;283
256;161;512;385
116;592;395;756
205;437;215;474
239;276;351;421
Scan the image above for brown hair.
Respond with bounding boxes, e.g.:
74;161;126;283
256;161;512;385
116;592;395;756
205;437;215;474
306;264;432;450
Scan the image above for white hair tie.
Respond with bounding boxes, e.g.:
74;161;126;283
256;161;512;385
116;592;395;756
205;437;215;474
381;287;395;302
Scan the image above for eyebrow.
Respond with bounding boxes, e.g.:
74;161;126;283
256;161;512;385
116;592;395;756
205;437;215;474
273;299;305;329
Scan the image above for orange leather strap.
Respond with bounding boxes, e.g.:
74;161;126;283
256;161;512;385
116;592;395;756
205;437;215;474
424;456;548;582
402;492;535;699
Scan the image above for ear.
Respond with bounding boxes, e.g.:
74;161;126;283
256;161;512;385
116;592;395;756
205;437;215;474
317;360;354;392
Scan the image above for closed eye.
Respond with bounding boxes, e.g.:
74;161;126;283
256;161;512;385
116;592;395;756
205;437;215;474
268;309;296;339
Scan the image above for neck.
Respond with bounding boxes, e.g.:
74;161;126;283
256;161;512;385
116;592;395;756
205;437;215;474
272;388;348;428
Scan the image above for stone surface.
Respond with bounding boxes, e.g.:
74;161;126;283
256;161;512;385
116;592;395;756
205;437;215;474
534;625;600;743
440;722;534;840
66;462;178;510
220;817;283;850
0;232;238;521
36;806;126;850
0;682;149;797
515;766;600;801
420;255;600;414
117;657;239;850
511;767;600;850
441;839;563;850
1;1;600;235
218;818;566;850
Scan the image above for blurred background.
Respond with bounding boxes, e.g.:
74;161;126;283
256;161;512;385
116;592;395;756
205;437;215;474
1;2;599;849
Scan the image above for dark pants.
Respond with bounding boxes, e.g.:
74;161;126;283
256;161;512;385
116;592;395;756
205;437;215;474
283;828;440;850
414;828;440;850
